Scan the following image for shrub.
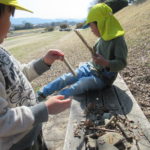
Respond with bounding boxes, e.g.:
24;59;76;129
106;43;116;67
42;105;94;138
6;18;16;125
76;23;85;29
105;0;128;13
45;26;54;32
60;24;68;29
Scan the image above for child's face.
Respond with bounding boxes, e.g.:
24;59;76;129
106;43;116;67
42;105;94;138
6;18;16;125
89;22;100;37
0;7;11;44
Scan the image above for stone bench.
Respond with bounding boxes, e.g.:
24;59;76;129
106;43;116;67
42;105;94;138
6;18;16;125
63;74;150;150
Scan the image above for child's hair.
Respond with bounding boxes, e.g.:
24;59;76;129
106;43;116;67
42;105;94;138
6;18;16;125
93;21;97;25
0;4;15;17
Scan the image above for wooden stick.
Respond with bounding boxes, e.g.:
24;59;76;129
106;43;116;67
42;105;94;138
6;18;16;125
116;122;133;141
89;127;116;132
105;116;116;128
74;30;95;55
63;57;76;76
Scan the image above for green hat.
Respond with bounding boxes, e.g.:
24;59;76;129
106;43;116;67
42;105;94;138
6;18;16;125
86;3;124;41
0;0;33;13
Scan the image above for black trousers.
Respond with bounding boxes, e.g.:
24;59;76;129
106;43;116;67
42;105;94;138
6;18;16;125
23;132;48;150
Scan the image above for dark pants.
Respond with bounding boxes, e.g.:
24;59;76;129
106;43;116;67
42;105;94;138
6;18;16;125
23;132;48;150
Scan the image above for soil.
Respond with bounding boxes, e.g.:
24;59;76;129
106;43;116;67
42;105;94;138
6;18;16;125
121;65;150;120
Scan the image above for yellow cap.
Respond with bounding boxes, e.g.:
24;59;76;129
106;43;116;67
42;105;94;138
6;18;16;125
86;3;124;41
0;0;33;13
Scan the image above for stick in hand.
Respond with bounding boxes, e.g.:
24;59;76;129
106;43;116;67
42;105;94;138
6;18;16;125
74;30;95;55
63;57;76;76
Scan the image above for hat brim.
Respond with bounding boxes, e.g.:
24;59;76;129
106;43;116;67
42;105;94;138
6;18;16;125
0;1;33;13
82;24;89;29
13;4;33;13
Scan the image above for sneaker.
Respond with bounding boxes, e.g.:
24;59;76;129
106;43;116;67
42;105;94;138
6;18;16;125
36;91;46;102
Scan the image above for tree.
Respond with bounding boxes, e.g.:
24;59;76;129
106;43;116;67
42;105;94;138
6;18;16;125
75;23;85;29
45;26;55;32
95;0;128;13
105;0;128;13
60;24;68;29
24;22;33;29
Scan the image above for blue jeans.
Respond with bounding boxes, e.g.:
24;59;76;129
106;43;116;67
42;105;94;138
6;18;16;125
42;63;112;97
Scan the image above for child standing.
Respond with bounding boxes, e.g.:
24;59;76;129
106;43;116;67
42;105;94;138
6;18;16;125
37;3;128;99
0;0;71;150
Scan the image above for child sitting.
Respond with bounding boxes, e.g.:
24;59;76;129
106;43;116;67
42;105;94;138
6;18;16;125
37;3;128;99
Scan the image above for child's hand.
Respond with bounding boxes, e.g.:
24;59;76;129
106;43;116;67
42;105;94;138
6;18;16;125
45;95;71;114
92;54;109;67
43;49;64;65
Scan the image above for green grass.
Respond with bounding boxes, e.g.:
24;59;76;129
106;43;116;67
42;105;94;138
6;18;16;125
3;30;68;62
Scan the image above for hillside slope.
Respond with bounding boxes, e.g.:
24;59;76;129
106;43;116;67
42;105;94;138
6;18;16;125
115;0;150;120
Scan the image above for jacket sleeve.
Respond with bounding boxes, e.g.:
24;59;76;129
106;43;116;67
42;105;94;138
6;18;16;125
16;58;50;81
0;71;48;138
109;37;128;72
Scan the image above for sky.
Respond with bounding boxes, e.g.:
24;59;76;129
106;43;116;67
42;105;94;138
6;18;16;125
15;0;95;19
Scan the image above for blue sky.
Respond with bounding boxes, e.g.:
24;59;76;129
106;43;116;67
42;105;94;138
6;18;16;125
15;0;94;19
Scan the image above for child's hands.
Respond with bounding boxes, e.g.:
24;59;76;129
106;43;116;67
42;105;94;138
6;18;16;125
45;95;71;114
92;54;109;67
43;49;64;65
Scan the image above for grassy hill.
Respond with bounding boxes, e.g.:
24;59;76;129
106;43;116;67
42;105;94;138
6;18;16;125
3;0;150;120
